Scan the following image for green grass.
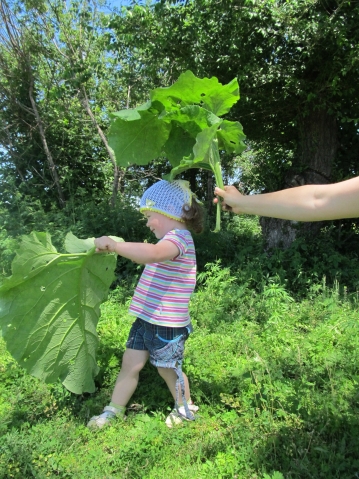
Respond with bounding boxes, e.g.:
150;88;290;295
1;273;359;478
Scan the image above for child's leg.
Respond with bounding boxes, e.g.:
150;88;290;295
87;348;148;429
158;367;198;427
157;367;190;404
111;348;149;406
150;324;197;426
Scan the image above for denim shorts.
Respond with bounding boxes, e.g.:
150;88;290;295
126;318;192;368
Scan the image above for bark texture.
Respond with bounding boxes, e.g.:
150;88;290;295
261;109;339;249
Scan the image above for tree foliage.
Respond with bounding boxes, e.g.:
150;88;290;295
108;0;359;189
1;0;359;243
0;0;135;212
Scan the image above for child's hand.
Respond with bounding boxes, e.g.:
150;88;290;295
94;236;117;253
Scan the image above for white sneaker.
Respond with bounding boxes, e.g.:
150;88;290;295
87;406;123;429
165;403;199;428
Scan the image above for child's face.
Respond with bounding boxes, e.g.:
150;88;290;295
143;211;178;239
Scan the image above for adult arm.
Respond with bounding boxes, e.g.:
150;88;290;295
94;236;179;263
214;176;359;221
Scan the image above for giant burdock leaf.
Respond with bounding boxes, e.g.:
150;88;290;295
108;108;171;167
165;124;221;181
162;105;221;166
151;70;240;116
108;70;246;231
217;120;247;155
162;105;221;136
163;124;196;167
0;232;118;394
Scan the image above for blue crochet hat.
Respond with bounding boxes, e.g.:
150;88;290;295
140;180;193;222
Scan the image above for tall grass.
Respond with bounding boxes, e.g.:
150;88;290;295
1;200;359;477
1;269;359;478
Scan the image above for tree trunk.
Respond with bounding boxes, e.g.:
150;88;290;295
260;109;338;249
187;168;197;193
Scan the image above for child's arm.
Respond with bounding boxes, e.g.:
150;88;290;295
214;176;359;221
94;236;179;264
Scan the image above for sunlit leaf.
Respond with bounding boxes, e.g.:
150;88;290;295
0;231;118;394
109;109;171;167
151;70;240;116
217;120;247;155
108;70;246;230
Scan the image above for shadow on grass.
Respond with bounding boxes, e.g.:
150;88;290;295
252;405;359;479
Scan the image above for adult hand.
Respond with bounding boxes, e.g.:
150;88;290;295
214;185;244;214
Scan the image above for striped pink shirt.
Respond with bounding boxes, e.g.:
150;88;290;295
129;229;196;327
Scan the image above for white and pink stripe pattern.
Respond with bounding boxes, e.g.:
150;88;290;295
129;229;196;327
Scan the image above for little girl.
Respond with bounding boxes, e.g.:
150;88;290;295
88;179;204;428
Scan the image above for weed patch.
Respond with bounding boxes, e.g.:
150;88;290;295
1;266;359;478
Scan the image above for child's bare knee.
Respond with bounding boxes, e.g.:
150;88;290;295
121;349;148;374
